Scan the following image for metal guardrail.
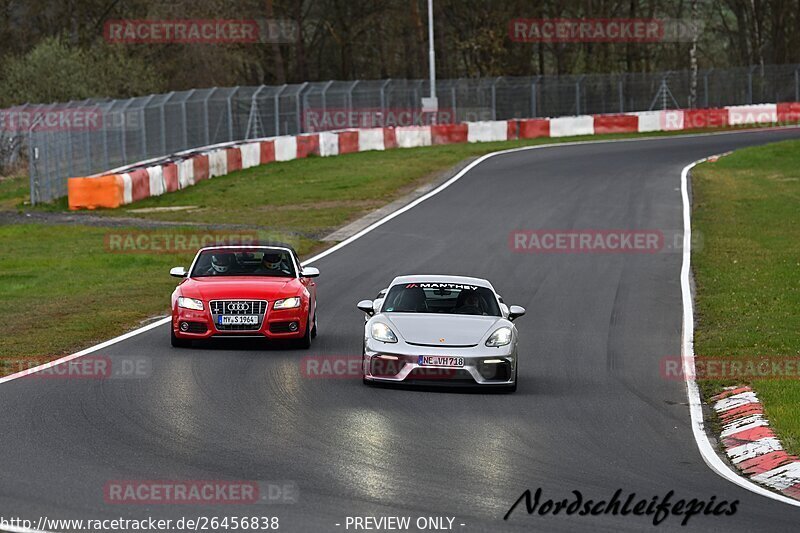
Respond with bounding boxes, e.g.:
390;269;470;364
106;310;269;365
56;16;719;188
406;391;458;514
2;63;798;203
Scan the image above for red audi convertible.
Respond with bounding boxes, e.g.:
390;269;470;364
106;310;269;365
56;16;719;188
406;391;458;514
169;244;319;348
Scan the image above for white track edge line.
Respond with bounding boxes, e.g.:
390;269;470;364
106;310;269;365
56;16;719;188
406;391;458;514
680;159;800;507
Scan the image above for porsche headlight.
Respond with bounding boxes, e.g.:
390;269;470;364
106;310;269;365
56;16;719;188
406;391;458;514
485;327;512;347
371;322;398;343
274;297;301;309
177;297;204;311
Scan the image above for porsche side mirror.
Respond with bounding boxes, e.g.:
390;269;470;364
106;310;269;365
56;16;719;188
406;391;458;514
357;300;375;315
170;266;187;278
508;305;526;321
301;266;320;278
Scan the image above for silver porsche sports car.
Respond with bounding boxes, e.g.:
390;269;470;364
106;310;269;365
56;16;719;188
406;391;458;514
357;275;525;392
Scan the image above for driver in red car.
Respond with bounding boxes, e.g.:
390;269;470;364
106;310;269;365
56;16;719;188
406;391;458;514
258;252;292;276
202;253;234;275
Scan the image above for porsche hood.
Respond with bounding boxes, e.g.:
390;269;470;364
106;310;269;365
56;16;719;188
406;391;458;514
383;314;502;346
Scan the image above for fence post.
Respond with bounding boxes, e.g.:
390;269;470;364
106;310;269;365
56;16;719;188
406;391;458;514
295;82;308;134
530;77;538;117
379;79;391;117
141;94;155;159
451;83;457;122
490;78;497;120
181;90;195;149
795;68;799;102
347;80;360;116
204;88;217;146
227;87;238;141
245;86;266;139
274;84;288;136
618;77;624;113
120;99;134;164
101;102;110;170
704;70;711;108
747;66;755;104
575;76;584;115
161;92;174;155
320;80;334;117
27;114;44;205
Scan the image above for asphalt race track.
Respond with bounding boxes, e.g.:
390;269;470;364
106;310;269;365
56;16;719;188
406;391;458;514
3;129;800;532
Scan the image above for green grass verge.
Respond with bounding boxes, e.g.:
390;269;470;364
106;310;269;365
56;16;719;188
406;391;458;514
692;140;800;454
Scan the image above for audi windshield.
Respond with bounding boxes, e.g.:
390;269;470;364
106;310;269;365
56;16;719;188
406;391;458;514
190;248;296;278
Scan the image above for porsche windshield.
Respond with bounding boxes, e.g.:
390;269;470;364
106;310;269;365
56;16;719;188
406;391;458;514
191;249;296;278
381;283;501;316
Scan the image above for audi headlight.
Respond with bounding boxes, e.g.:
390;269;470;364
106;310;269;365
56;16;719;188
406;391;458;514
485;327;512;347
273;297;301;309
371;322;398;343
177;297;204;311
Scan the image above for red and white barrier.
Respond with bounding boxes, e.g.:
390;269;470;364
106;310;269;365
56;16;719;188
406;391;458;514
177;158;194;189
240;142;261;169
208;149;227;178
358;128;385;152
395;126;432;148
68;101;800;210
274;136;298;161
662;110;685;130
727;104;778;126
146;165;165;197
632;111;662;133
550;115;594;137
467;121;508;143
319;132;339;157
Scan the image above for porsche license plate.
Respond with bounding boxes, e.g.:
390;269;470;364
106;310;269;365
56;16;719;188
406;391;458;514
419;356;464;367
219;315;259;325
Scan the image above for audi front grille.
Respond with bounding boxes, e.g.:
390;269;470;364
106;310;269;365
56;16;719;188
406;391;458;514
210;300;268;331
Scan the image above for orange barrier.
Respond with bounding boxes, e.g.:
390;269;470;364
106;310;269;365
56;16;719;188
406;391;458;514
68;175;123;210
296;134;320;158
517;119;550;138
226;147;242;172
684;108;728;129
777;102;800;123
593;115;638;134
431;124;468;145
162;163;179;193
338;131;359;154
192;154;210;182
260;140;275;164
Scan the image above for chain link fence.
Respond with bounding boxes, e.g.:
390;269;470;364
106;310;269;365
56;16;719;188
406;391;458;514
3;63;798;204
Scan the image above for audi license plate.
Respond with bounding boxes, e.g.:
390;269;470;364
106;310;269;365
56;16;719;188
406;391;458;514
419;356;464;367
218;315;259;325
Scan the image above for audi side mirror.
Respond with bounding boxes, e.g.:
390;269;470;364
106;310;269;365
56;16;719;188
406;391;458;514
170;267;187;278
301;266;320;278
